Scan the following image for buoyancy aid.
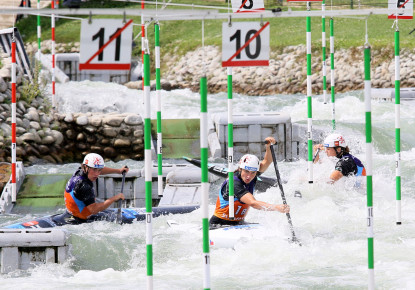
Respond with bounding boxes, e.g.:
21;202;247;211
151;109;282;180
213;174;256;221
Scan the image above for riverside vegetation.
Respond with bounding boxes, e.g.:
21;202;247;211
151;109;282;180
1;2;415;167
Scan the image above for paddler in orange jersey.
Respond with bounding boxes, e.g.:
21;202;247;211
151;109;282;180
62;153;129;223
209;137;290;228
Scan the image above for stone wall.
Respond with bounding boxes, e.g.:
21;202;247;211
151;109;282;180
54;112;144;163
0;49;144;165
0;101;145;165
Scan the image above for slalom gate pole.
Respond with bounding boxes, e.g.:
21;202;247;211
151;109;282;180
11;35;17;203
322;0;327;104
306;2;313;184
141;0;145;91
144;50;153;290
201;19;211;290
364;43;375;290
155;22;163;197
227;67;234;220
37;0;41;61
330;17;336;131
394;26;401;225
200;75;211;290
51;0;56;111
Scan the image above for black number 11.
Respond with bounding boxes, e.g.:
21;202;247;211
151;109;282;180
92;27;122;61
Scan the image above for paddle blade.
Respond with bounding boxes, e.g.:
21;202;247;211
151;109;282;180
290;237;302;246
116;207;122;225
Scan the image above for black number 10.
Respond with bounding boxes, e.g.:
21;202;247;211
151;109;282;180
230;29;261;59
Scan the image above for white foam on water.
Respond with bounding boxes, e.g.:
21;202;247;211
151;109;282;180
1;83;415;289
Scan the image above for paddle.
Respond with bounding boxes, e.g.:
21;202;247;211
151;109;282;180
313;148;321;163
116;167;127;225
268;141;302;246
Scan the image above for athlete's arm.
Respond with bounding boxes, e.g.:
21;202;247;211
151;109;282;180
86;193;125;215
101;166;129;175
329;170;344;183
240;192;290;213
259;137;276;172
313;144;324;163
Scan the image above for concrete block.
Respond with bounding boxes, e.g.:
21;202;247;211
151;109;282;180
211;112;292;161
1;247;18;273
0;229;69;273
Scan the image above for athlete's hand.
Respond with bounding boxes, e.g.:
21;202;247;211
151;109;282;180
314;144;324;152
264;137;276;147
119;166;129;174
114;193;125;202
275;204;290;213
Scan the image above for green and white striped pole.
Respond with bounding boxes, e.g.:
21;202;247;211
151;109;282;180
155;22;163;197
306;2;313;183
200;75;211;290
394;26;401;225
364;43;375;290
37;0;41;61
322;0;327;104
144;50;153;289
201;20;210;290
227;67;234;220
330;17;335;131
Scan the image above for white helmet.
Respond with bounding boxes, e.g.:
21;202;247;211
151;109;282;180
239;154;260;172
323;133;347;148
83;153;105;169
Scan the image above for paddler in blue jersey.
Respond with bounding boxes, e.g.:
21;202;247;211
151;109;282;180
313;133;366;183
209;137;290;228
58;153;129;224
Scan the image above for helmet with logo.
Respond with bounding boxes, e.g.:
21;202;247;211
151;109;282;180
239;154;260;172
83;153;105;169
323;133;347;148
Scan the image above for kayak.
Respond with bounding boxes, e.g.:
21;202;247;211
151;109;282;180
4;205;199;229
167;220;265;249
209;223;262;249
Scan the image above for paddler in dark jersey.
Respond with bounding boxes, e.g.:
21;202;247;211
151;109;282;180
313;133;366;183
60;153;128;224
209;137;290;228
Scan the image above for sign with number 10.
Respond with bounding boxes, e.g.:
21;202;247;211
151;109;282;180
222;22;270;67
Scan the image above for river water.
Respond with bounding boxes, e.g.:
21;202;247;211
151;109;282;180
1;81;415;289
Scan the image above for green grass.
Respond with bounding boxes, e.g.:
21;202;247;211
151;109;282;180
16;0;414;60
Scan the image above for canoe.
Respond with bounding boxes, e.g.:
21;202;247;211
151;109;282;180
209;223;262;249
4;205;199;229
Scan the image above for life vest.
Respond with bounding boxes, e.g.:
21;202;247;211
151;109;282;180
64;172;93;220
348;154;366;177
213;174;255;221
343;154;366;189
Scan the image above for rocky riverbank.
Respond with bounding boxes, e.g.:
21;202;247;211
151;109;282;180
126;45;415;96
2;42;415;166
0;46;144;165
26;40;415;95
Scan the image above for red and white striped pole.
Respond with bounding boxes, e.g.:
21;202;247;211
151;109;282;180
11;38;17;203
51;0;56;110
141;0;145;91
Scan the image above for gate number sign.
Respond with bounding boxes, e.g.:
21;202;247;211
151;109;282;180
80;19;133;70
231;0;264;13
222;22;270;67
388;0;413;19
